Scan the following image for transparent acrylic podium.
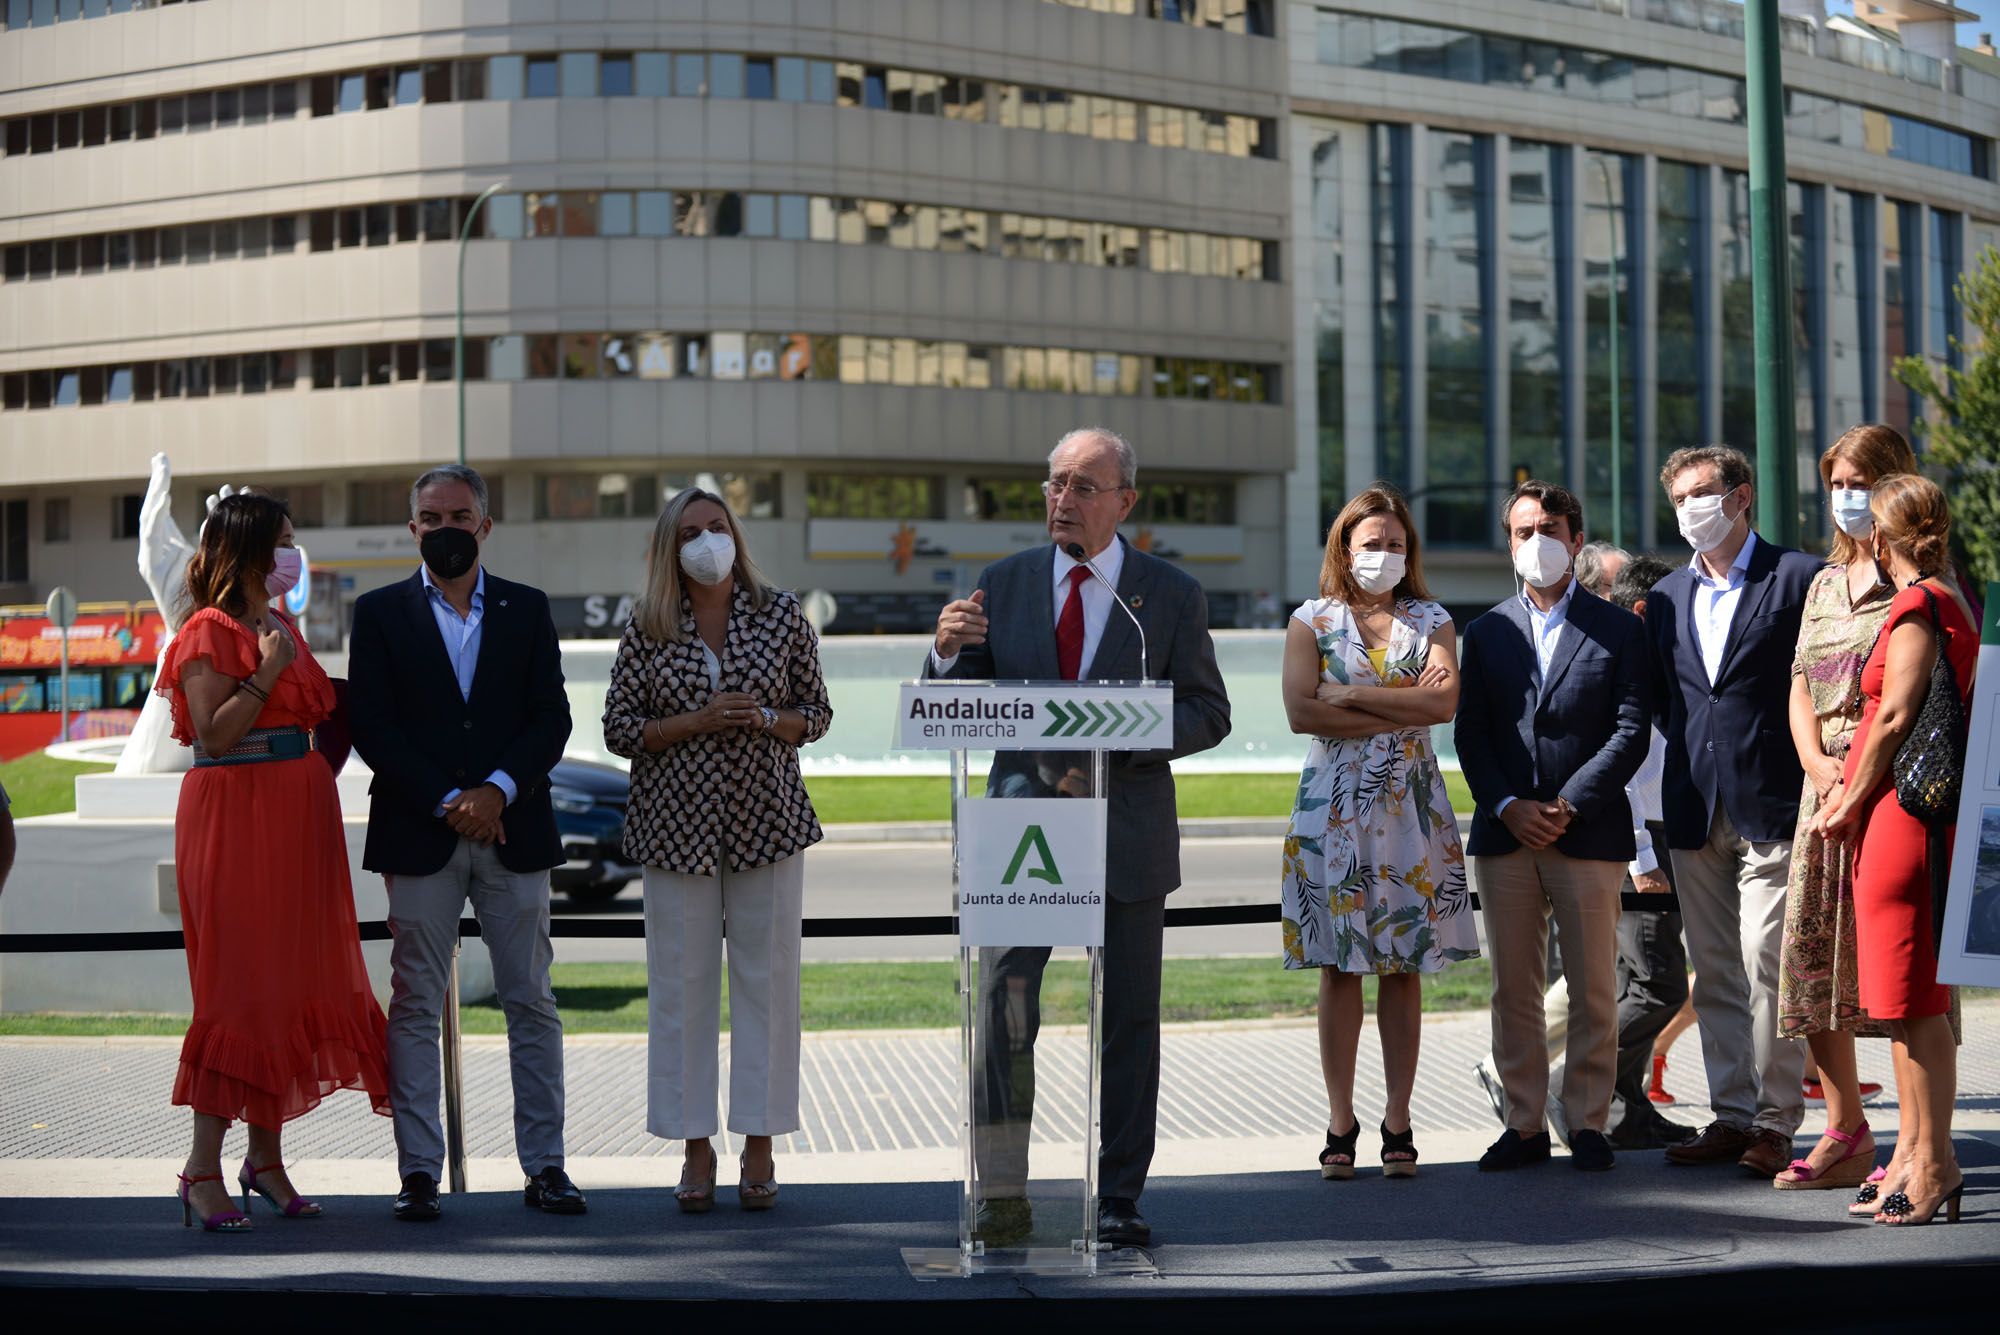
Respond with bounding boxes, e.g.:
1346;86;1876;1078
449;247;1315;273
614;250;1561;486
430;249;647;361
894;678;1173;1281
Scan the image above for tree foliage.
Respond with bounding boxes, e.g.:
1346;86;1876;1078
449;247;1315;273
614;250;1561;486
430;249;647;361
1895;244;2000;588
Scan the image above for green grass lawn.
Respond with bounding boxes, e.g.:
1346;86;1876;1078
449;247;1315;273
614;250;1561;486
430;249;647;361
0;759;1473;823
0;957;1495;1037
799;770;1473;825
0;751;114;819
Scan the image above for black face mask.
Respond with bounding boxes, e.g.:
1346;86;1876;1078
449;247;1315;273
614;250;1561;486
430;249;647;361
420;525;480;580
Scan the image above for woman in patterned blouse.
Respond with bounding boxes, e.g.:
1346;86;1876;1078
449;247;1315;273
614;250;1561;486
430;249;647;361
602;486;832;1214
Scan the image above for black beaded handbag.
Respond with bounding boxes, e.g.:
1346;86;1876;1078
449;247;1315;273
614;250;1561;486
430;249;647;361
1891;587;1966;827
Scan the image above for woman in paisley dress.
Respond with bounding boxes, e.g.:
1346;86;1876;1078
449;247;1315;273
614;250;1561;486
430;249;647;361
1776;424;1934;1192
1281;484;1476;1179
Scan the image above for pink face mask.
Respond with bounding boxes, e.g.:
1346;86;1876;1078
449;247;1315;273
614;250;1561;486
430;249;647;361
265;547;303;598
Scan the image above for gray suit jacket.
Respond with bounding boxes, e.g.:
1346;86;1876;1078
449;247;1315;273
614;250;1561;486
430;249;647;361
925;538;1231;902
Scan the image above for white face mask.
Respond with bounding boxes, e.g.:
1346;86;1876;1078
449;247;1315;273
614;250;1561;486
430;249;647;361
1512;533;1573;590
1676;490;1739;554
679;530;736;586
1350;551;1405;596
1830;488;1874;539
265;547;303;598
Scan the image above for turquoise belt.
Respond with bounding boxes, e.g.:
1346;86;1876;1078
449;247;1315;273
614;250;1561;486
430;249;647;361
192;725;313;768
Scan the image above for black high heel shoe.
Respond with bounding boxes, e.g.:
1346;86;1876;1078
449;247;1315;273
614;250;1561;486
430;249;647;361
1320;1122;1361;1181
1380;1121;1419;1179
1877;1180;1964;1226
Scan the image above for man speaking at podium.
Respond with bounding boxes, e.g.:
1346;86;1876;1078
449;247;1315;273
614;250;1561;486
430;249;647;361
926;426;1230;1249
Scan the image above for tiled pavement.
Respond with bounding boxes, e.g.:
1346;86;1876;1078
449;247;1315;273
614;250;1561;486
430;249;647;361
9;1004;1997;1168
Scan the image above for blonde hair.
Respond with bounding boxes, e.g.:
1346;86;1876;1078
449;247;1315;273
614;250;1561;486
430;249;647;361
1318;484;1431;603
634;487;773;643
1869;473;1952;579
1818;423;1918;566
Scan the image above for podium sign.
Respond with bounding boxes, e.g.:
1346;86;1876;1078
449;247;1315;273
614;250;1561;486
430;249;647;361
958;798;1106;947
896;682;1173;751
899;679;1169;1281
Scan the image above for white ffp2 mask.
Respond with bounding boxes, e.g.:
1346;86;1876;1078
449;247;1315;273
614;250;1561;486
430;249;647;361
1512;533;1572;590
679;531;736;586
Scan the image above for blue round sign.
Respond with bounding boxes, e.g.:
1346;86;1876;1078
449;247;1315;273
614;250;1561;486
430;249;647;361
284;548;311;617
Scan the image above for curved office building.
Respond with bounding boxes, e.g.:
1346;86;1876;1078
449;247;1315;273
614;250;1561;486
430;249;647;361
1285;0;1999;604
2;0;1995;630
0;0;1288;635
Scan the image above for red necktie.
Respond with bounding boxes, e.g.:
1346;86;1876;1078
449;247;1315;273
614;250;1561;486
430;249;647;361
1057;566;1091;680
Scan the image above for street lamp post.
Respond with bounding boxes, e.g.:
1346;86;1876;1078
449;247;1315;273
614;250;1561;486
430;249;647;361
1593;154;1624;550
455;183;505;467
1744;1;1800;548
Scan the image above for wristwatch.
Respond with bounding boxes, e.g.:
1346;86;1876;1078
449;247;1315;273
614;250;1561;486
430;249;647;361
759;706;778;731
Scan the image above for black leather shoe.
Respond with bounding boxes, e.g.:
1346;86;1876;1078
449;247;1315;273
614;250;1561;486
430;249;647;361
1478;1128;1553;1172
1097;1196;1152;1249
1570;1129;1616;1172
1610;1115;1699;1151
393;1171;441;1222
523;1165;588;1215
973;1198;1033;1247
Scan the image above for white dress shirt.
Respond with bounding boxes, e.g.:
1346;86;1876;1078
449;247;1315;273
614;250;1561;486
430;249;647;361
930;539;1127;677
1690;530;1759;685
421;564;516;813
1627;725;1667;877
1521;577;1577;682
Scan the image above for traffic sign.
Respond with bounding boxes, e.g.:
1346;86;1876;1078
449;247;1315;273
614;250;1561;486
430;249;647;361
45;586;77;628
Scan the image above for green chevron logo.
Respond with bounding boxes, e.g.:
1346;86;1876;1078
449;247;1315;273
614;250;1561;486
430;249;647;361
1040;697;1165;738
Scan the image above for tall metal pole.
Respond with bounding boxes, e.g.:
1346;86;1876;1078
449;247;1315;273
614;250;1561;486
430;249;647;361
1744;1;1799;547
1593;155;1624;549
455;183;505;467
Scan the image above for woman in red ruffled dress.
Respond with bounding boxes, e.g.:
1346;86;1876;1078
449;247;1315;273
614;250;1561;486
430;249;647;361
158;493;389;1231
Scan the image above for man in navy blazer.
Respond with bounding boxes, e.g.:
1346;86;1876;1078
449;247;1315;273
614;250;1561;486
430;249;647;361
1646;445;1821;1178
1456;481;1649;1174
927;427;1231;1250
348;464;583;1221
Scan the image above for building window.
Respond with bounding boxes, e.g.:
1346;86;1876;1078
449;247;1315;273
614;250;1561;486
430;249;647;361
0;498;25;583
348;480;411;527
536;472;659;521
43;496;69;543
806;474;942;519
111;493;143;541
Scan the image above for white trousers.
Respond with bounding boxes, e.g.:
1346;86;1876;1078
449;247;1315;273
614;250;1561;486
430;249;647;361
641;854;805;1139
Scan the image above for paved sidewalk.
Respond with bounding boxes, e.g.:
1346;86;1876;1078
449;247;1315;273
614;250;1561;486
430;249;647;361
6;1003;1998;1196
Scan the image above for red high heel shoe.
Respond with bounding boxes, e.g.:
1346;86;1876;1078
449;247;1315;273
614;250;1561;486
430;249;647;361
238;1159;321;1218
177;1172;251;1232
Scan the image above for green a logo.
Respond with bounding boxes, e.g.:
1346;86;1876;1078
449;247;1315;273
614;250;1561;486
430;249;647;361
1002;825;1062;886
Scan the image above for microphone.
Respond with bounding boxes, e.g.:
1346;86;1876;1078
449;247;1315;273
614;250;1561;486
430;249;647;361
1063;542;1150;685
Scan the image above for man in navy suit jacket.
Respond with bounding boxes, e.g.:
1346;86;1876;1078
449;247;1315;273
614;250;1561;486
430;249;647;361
1646;445;1821;1178
1456;482;1649;1174
348;464;583;1221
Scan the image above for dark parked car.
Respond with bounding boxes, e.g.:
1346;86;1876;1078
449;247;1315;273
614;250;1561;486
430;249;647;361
549;757;638;906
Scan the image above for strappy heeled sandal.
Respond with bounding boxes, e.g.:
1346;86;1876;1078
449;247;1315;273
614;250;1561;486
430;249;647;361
1320;1122;1361;1181
238;1159;322;1217
738;1151;779;1211
675;1144;718;1214
1380;1120;1419;1179
177;1172;250;1232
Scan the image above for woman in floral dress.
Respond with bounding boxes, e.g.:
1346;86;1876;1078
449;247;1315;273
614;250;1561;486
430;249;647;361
1775;424;1937;1192
1281;485;1475;1179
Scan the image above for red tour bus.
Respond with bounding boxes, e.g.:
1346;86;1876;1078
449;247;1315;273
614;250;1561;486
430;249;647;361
0;601;167;761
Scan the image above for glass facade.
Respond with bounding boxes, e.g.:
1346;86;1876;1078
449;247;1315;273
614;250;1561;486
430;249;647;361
1313;10;1990;179
1423;130;1490;544
1310;127;1344;533
1303;121;1983;557
1583;150;1638;544
1507;141;1564;492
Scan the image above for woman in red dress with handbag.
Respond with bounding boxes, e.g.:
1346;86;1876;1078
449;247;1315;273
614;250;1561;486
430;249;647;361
1811;473;1977;1227
158;494;390;1231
